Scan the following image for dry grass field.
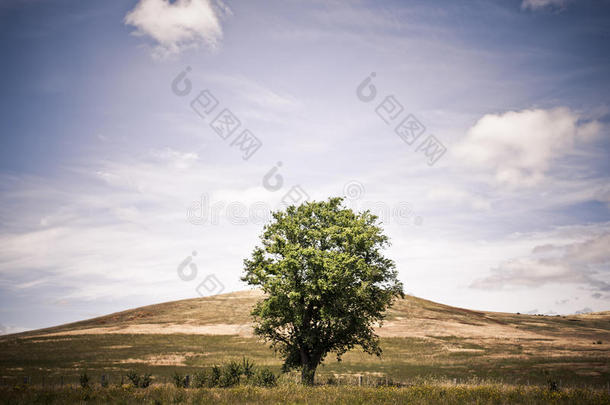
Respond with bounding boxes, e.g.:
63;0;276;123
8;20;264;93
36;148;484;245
1;290;609;403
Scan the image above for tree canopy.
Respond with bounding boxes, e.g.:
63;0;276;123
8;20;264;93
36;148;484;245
241;197;404;385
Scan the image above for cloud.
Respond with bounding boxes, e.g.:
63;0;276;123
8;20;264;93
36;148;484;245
521;0;570;11
574;307;593;314
124;0;229;58
471;232;610;291
0;147;291;302
0;323;26;335
149;148;199;170
205;74;302;124
555;298;569;305
455;108;601;187
425;187;491;211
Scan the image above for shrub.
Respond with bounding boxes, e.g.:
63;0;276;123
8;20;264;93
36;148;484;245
173;372;187;388
140;373;152;388
253;367;277;387
326;374;338;385
126;371;140;388
192;370;209;388
177;359;270;389
192;367;229;388
219;361;242;387
79;372;89;388
210;365;221;387
126;371;152;388
242;357;255;380
542;370;559;392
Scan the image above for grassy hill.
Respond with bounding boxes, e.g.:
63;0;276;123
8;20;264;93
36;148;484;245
1;290;609;389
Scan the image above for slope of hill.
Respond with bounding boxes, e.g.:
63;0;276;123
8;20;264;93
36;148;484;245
9;290;610;344
1;290;609;387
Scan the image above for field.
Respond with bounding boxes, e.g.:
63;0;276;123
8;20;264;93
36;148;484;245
1;385;609;405
1;290;609;403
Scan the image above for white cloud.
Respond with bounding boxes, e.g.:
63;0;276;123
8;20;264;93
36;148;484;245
0;148;292;302
124;0;229;58
204;74;302;125
149;148;199;170
0;324;27;336
521;0;570;11
455;108;601;187
471;231;610;292
425;187;491;211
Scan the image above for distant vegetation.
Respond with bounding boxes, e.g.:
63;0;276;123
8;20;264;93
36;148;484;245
126;371;152;388
172;358;277;388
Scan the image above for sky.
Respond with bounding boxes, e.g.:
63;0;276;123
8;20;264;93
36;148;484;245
0;0;609;334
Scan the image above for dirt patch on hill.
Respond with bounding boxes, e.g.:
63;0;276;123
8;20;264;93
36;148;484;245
118;352;197;366
377;320;540;340
35;323;255;337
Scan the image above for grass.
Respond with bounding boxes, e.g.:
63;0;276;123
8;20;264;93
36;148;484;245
0;333;608;388
1;290;608;402
1;384;609;405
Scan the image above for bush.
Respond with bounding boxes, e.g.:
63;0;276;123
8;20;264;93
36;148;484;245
127;371;152;388
126;371;140;388
140;373;152;388
219;361;242;387
192;370;209;388
548;379;560;392
210;365;221;387
242;357;255;380
173;372;187;388
542;370;559;392
79;372;89;388
193;365;222;388
174;358;271;389
253;367;277;387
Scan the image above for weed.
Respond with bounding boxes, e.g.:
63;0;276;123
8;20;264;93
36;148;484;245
253;367;277;387
219;361;242;387
242;357;255;380
79;372;89;388
172;371;187;388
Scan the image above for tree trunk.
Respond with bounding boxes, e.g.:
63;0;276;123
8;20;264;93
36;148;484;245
301;362;317;386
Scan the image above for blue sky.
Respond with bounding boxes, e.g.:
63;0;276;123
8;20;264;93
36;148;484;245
1;0;609;334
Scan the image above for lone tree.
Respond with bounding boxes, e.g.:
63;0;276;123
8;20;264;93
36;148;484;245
241;197;404;385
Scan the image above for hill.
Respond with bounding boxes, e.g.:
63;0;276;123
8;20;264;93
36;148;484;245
1;290;609;388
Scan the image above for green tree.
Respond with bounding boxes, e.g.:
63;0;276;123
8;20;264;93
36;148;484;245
241;197;404;385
